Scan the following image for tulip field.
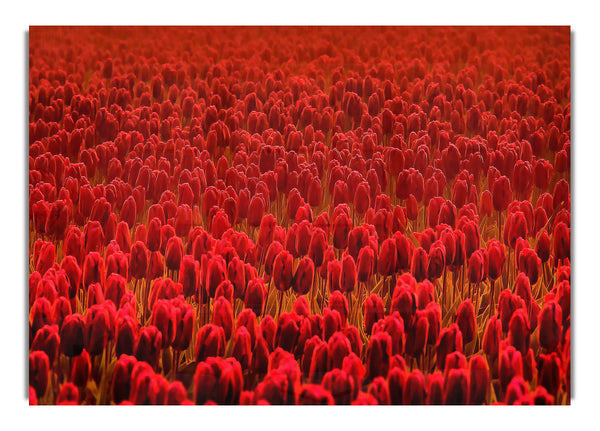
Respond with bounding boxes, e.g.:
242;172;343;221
28;26;570;405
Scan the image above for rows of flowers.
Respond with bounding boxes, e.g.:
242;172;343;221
28;26;570;405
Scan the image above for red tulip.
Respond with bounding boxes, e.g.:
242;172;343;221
492;175;512;212
366;331;391;380
195;324;226;361
436;324;463;371
70;349;91;388
410;247;428;282
443;368;468;405
290;256;314;296
456;300;476;346
272;250;294;292
29;351;50;399
356;246;375;283
212;296;234;340
538;302;563;352
31;324;60;366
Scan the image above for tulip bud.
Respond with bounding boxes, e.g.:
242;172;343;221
378;238;397;277
411;247;428;282
29;351;50;399
129;241;149;280
436;324;463;371
292;256;314;296
482;315;502;359
272;250;293;292
492;176;512;212
82;251;105;289
31;324;60;366
70;349;91;388
195;324;225;361
164;235;183;272
212;296;234;340
456;300;476;346
499;343;523;394
366;331;391;380
443;368;468;405
135;325;163;370
364;294;385;335
298;383;334;405
402;370;426;405
468;355;489;404
538;352;562;396
538;302;563;352
356;246;375;284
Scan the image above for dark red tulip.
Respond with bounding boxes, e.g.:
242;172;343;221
195;324;226;361
31;324;60;366
508;309;530;355
378;238;397;277
411;247;428;282
205;254;226;298
369;376;390;405
298;384;334;405
212;296;234;340
538;302;563;352
243;278;265;316
170;296;193;352
164;235;183;273
486;239;505;281
150;299;176;348
436;324;463;371
45;200;70;240
498;289;526;333
69;348;91;389
443;368;468;405
29;351;50;399
356;246;375;283
398;370;424;405
52;296;71;329
534;159;553;190
258;213;277;249
292;256;314;296
504;376;529;405
364;294;385;335
517;248;541;285
332;211;352;251
82;251;104;288
308;228;328;268
538;352;562;396
456;300;476;346
553;221;570;263
339;253;357;294
35;242;56;276
247;194;265;228
467;249;485;284
59;313;85;357
366;331;391;380
427;241;446;281
135;325;162;370
468;355;489;404
425;372;444;405
232;326;252;370
115;314;137;357
492;176;512;212
178;254;199;298
103;273;125;307
272;250;294;292
499;344;523;394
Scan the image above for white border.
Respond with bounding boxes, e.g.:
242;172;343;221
3;1;599;430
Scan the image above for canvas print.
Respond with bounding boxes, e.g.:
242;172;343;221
28;26;570;405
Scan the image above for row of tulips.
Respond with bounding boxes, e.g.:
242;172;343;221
29;26;570;404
